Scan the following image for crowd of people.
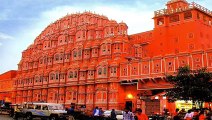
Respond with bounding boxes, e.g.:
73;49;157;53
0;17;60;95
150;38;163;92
67;106;148;120
173;108;212;120
66;105;212;120
92;107;148;120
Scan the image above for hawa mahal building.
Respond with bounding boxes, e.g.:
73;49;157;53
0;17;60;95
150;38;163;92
1;0;212;114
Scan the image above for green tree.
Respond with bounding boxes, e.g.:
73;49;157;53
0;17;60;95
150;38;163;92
166;66;212;108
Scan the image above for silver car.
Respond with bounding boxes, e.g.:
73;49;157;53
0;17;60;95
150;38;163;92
103;110;123;120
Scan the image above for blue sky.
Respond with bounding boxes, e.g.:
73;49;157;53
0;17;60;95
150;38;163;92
0;0;211;74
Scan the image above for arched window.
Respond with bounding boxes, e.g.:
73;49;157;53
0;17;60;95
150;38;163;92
43;57;47;64
98;66;107;77
101;44;111;55
131;66;138;75
48;57;52;63
121;66;128;76
76;31;81;41
103;67;107;75
35;76;40;83
40;76;43;82
69;71;73;78
73;50;77;59
59;53;64;61
49;73;55;80
170;14;180;23
84;50;90;59
80;72;86;77
64;53;70;60
114;43;121;52
96;31;102;39
60;73;65;79
110;67;117;75
43;77;47;82
184;11;192;20
55;72;59;80
157;18;164;25
98;68;102;75
74;71;78;78
88;71;94;76
78;49;82;58
58;35;66;45
54;54;59;61
92;48;98;57
102;44;106;52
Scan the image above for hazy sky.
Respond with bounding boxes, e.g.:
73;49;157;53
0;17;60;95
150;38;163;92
0;0;211;74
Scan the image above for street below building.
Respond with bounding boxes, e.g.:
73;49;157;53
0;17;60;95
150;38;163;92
0;114;41;120
0;114;13;120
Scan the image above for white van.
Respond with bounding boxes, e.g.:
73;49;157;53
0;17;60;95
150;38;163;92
22;102;67;120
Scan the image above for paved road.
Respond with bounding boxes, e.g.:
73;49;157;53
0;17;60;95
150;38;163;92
0;114;13;120
0;114;41;120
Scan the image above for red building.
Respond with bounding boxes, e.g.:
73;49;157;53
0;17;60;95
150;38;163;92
0;70;17;102
12;0;212;114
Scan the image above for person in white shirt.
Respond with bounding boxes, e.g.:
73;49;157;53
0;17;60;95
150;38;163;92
184;110;193;120
123;108;134;120
93;106;100;120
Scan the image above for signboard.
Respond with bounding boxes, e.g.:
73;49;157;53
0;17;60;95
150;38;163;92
175;100;193;111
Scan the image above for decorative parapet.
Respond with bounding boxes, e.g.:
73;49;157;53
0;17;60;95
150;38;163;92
154;2;212;17
167;0;188;4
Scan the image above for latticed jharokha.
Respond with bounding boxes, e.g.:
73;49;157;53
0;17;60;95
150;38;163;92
1;0;212;115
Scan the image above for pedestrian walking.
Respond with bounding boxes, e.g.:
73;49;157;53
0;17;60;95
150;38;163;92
123;108;134;120
173;108;180;120
184;110;193;120
135;108;148;120
93;106;100;120
111;109;117;120
99;108;104;120
199;110;206;120
68;106;75;115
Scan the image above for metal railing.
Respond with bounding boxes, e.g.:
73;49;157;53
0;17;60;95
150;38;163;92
154;2;212;17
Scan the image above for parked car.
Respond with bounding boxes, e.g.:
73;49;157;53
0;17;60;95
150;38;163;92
21;102;67;120
103;110;123;120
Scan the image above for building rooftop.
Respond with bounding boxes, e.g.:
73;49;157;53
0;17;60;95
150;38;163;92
155;2;212;17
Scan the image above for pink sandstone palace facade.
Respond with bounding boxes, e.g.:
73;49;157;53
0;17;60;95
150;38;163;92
0;71;17;102
1;0;210;114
